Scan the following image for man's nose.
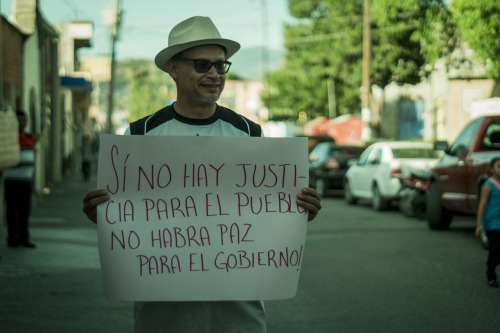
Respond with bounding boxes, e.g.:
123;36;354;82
206;64;220;77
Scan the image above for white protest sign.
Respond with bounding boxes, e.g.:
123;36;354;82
97;134;309;301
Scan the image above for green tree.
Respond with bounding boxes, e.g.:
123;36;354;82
452;0;500;78
415;1;460;67
128;61;174;122
371;0;424;87
263;0;455;122
370;0;456;87
263;0;364;121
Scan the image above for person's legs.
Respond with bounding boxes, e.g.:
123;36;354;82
82;160;90;180
16;182;33;246
4;180;20;246
486;230;500;285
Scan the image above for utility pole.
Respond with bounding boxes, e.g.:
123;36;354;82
0;0;3;107
106;0;121;134
261;0;269;77
361;0;372;142
261;0;270;117
327;78;336;119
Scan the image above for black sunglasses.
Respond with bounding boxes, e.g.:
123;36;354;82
179;58;232;74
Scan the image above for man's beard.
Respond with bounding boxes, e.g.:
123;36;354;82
198;94;221;104
197;81;223;104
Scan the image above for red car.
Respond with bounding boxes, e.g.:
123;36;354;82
426;115;500;230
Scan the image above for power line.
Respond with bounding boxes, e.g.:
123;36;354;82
286;31;350;44
107;0;122;134
58;0;93;20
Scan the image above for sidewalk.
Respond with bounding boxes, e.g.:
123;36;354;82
0;171;133;333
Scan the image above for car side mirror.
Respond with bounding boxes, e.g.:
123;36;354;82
434;140;448;151
454;144;469;159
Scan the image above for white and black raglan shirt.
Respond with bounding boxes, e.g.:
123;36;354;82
126;103;263;137
128;103;267;333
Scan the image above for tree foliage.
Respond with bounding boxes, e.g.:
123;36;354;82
263;0;364;121
263;0;456;121
370;0;458;87
414;1;460;67
452;0;500;78
127;61;174;122
371;0;422;88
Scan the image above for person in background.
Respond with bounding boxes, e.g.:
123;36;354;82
476;156;500;287
81;134;93;181
91;118;101;155
82;16;321;333
3;110;36;248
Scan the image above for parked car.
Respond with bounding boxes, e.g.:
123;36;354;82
426;115;500;233
298;135;336;152
308;143;364;196
344;141;442;210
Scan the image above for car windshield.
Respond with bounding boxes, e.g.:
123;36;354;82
391;147;441;159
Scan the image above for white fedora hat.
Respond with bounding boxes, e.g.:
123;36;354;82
155;16;241;73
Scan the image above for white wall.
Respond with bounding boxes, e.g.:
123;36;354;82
22;27;44;196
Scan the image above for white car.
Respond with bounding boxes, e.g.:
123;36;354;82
343;141;442;210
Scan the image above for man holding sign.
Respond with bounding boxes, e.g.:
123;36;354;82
83;16;321;333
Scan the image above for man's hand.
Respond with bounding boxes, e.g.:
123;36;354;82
82;189;111;223
296;187;322;222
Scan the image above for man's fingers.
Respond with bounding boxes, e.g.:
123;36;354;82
296;188;322;221
82;189;110;223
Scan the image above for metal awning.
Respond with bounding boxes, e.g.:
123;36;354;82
60;76;92;91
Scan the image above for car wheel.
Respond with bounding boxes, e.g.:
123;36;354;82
372;185;388;211
315;178;328;197
426;181;453;230
344;180;358;205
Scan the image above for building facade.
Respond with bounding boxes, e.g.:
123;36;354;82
1;0;93;226
372;52;500;144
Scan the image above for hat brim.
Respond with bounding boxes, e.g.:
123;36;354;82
154;38;241;73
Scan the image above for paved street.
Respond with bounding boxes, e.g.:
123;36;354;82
0;172;133;332
1;180;499;332
267;193;500;333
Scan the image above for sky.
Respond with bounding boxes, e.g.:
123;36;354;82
1;0;296;61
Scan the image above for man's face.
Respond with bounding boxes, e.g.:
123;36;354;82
171;45;227;105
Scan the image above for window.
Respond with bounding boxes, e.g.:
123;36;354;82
392;148;441;159
367;148;382;165
480;120;500;150
450;117;482;155
309;143;329;162
356;147;373;166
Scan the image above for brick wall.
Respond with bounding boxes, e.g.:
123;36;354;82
2;17;24;107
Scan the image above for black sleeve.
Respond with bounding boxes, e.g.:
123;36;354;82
129;118;147;135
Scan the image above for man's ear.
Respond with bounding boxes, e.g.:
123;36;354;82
166;59;178;81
